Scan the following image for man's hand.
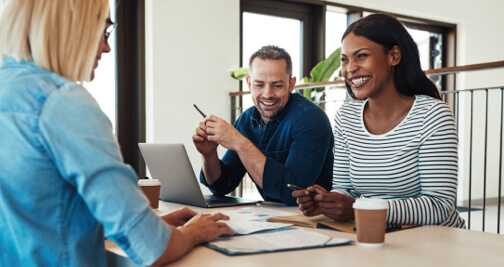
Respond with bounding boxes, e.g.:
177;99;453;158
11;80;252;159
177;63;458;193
193;114;266;188
203;115;247;151
193;120;219;156
161;207;198;227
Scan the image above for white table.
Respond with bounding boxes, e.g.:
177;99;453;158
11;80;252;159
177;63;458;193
106;201;504;267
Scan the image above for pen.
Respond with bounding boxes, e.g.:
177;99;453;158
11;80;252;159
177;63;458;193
193;104;206;118
287;184;316;197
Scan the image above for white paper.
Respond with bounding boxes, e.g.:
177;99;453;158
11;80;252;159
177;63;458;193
225;219;292;235
218;207;298;221
208;229;351;253
211;207;296;234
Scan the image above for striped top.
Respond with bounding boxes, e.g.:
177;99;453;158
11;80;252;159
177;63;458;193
333;94;465;228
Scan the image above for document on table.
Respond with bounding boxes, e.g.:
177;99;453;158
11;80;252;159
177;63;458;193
214;207;299;235
225;219;293;235
206;228;353;255
219;207;298;220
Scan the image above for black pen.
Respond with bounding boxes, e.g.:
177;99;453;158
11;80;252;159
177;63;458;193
193;104;206;118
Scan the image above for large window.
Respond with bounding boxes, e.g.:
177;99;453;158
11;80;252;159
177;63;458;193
241;12;302;110
239;0;456;199
87;2;117;132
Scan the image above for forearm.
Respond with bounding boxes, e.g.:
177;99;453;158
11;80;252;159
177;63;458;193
389;107;459;225
152;226;198;266
234;139;266;188
201;151;222;185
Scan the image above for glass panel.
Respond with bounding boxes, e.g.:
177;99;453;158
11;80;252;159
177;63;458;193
324;10;349;128
325;11;347;58
363;11;443;87
242;12;302;110
407;29;443;88
86;2;117;133
240;12;302;199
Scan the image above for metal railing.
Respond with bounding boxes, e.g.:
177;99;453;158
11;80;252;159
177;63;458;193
229;61;504;233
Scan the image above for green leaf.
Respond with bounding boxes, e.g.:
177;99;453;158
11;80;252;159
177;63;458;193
308;47;341;82
300;76;313;84
230;67;249;80
303;88;312;99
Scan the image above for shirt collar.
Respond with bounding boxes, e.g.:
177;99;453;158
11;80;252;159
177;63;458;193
2;56;36;68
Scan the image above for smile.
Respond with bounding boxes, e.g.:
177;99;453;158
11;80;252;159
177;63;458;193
350;76;370;87
260;100;277;106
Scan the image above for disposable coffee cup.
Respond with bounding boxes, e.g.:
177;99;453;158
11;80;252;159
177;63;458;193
353;198;389;247
138;179;161;209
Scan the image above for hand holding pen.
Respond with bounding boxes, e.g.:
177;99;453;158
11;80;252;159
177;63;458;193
192;104;219;156
193;104;246;151
292;184;325;217
193;104;206;118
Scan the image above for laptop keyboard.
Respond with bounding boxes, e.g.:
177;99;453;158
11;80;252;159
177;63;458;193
207;195;237;203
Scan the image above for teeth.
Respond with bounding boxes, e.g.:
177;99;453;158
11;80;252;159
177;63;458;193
262;101;275;106
351;77;370;85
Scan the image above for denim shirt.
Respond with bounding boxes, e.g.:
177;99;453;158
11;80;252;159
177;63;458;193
200;93;334;206
0;57;170;266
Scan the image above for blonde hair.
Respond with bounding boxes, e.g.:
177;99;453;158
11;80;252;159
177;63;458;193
0;0;109;82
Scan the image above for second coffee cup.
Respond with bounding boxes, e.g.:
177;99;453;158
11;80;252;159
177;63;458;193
138;178;161;209
353;198;389;247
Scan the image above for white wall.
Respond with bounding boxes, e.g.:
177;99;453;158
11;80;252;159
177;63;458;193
145;0;239;193
146;0;504;201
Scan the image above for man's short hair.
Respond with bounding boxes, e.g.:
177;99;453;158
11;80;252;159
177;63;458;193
249;45;292;77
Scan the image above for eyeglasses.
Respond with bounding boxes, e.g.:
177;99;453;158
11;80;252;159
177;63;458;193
104;18;117;44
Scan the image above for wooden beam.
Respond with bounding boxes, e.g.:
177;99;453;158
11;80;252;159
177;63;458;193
229;61;504;96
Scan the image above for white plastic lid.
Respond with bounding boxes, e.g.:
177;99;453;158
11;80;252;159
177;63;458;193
138;179;161;186
353;198;388;210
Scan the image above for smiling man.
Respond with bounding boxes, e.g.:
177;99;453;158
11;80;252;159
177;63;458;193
192;45;333;206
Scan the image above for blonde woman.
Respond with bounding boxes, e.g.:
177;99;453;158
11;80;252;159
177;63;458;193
0;1;233;266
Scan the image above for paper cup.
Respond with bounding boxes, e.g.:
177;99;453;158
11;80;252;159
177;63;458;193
138;179;161;209
353;198;389;247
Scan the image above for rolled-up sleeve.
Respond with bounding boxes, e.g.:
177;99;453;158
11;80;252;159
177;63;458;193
39;83;170;266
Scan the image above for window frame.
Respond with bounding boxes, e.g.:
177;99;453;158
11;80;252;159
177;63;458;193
240;0;457;91
115;0;146;177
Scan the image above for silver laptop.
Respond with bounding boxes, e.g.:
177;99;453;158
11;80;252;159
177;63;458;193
138;143;262;208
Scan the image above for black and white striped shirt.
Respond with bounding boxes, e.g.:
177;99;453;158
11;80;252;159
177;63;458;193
333;94;465;228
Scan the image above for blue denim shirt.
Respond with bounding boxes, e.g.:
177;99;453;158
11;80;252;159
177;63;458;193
0;57;170;266
201;93;334;206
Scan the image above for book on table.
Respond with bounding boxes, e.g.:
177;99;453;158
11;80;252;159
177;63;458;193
267;214;417;233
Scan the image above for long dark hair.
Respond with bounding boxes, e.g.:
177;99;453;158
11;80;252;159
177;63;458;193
342;14;441;100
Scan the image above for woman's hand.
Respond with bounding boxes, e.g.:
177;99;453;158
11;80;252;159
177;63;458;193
153;212;234;266
293;184;325;217
314;191;356;221
161;207;198;227
293;184;356;221
180;213;235;244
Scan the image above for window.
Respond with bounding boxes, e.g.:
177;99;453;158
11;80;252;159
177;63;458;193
240;0;325;199
241;12;302;111
87;1;117;132
238;0;456;199
362;11;455;90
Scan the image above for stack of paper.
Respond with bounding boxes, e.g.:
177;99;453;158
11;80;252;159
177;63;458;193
203;207;353;255
206;228;353;255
